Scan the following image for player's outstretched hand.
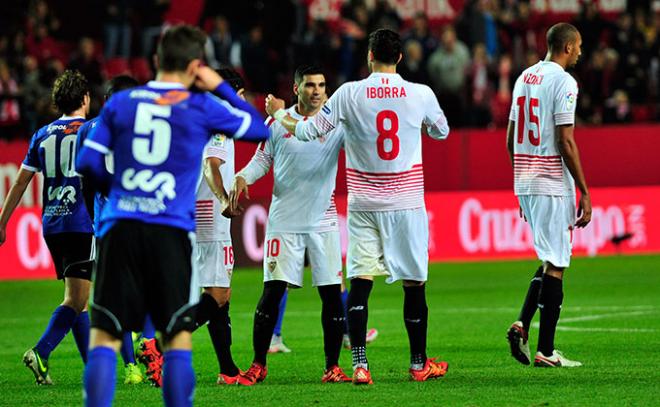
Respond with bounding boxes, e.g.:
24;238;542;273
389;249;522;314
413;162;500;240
195;66;223;91
265;94;285;116
229;176;249;213
575;193;592;228
221;203;244;219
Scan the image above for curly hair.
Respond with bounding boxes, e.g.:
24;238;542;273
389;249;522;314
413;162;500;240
51;70;89;114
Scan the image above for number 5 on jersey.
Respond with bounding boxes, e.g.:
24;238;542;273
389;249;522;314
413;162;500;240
516;96;540;146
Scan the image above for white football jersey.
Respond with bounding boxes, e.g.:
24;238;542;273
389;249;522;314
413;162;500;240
509;60;578;197
237;106;343;233
195;134;234;242
294;72;449;212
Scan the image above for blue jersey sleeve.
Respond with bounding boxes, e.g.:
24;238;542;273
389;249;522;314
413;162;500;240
21;130;42;172
76;102;115;194
207;82;269;142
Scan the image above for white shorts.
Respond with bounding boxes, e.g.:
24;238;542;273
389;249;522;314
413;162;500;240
347;208;429;284
518;195;575;268
263;231;342;288
195;240;234;288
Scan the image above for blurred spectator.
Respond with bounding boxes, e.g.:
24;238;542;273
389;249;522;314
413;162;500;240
68;37;104;87
236;25;275;93
103;0;132;58
337;2;369;83
457;0;499;58
26;24;62;65
427;26;470;126
20;55;48;134
0;59;21;138
205;15;233;69
402;12;438;65
573;2;608;60
399;39;430;85
293;19;340;78
27;0;60;37
467;43;492;126
490;53;514;127
137;0;171;58
368;0;402;32
603;90;633;123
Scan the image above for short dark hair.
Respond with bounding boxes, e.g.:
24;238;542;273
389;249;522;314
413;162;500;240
216;66;245;92
157;25;207;72
104;75;138;99
368;28;402;65
52;70;89;114
546;23;579;54
294;65;324;85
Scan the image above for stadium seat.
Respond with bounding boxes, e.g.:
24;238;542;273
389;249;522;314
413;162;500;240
130;58;153;83
103;57;130;78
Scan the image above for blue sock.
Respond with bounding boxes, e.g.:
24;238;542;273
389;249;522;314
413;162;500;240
120;332;136;365
143;315;156;339
35;305;77;360
72;311;90;364
83;347;116;407
273;290;288;336
163;350;195;407
341;288;349;334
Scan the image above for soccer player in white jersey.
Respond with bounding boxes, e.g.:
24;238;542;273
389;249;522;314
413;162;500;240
230;65;351;385
265;29;450;384
191;66;245;385
505;23;591;368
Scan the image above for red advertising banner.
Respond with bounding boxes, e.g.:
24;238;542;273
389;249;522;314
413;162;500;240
1;186;659;280
230;186;660;267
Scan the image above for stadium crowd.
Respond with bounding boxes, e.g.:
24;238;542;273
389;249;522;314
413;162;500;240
0;0;659;139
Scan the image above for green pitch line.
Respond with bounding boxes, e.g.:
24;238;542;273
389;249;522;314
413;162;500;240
0;255;658;406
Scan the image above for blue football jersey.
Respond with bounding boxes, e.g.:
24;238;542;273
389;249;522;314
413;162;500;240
22;116;93;235
79;81;269;236
76;117;109;236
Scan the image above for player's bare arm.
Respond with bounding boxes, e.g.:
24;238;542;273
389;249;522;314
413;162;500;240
229;175;250;214
0;168;35;245
204;157;242;218
556;125;591;228
265;94;299;134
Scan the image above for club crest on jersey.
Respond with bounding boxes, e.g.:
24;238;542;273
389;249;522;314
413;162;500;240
267;260;277;273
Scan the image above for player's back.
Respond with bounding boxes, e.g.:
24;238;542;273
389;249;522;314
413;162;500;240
510;61;578;196
98;81;249;234
23;117;92;235
332;73;439;211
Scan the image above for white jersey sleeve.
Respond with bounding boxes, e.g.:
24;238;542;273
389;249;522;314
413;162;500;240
553;75;578;126
196;134;235;242
421;85;450;140
236;119;275;185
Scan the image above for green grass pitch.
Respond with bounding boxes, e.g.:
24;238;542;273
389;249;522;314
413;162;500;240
0;255;659;406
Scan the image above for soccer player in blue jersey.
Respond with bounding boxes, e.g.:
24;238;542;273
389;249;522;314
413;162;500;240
0;70;94;385
76;75;148;386
76;25;269;407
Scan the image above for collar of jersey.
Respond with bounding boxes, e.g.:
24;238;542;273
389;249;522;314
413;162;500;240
286;105;305;120
147;81;186;89
59;115;85;120
537;60;564;72
368;72;402;78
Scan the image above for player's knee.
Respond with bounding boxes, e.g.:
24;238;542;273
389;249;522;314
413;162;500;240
205;287;231;307
402;279;425;287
